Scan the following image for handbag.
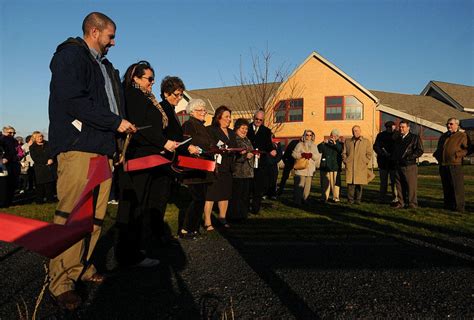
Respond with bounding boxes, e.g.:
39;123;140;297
294;157;309;170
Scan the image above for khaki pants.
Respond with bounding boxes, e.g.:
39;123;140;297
293;175;312;205
49;151;112;296
320;171;340;201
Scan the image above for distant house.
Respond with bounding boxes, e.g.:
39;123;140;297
183;51;473;164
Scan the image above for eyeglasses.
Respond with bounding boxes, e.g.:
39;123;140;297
254;118;263;122
141;76;154;82
6;131;15;135
447;123;456;126
172;92;184;98
194;109;207;113
305;134;313;137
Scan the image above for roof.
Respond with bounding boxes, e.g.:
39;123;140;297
372;89;473;131
187;82;282;116
420;81;474;111
290;51;379;103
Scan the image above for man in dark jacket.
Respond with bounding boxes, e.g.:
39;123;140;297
247;109;276;214
433;118;470;212
277;139;299;196
48;12;135;310
373;121;398;204
392;120;424;209
0;126;20;207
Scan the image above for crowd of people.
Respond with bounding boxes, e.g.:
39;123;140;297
0;11;471;312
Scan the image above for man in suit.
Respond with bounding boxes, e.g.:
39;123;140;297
392;120;424;209
247;110;276;214
433;117;470;212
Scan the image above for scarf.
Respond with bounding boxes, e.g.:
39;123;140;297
132;83;168;128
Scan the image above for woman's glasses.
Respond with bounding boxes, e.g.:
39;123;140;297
141;76;154;82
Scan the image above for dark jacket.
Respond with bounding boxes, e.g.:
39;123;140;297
247;123;275;166
181;116;215;184
373;130;396;170
160;99;186;150
392;132;424;167
29;141;56;184
207;126;237;173
124;86;167;159
282;139;299;167
233;135;254;178
317;140;343;172
48;37;124;157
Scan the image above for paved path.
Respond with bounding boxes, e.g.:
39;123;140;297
1;217;473;319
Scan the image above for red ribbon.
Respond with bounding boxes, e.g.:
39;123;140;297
124;154;171;172
0;156;111;258
176;156;216;172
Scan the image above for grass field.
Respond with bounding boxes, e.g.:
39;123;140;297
3;165;474;257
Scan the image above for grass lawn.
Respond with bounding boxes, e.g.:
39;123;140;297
3;165;474;256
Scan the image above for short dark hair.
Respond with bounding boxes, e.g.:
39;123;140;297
160;76;185;97
384;121;395;128
399;120;410;126
82;12;116;34
212;105;232;127
123;60;154;88
234;118;249;131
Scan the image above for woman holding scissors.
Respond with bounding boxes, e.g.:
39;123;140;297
115;61;184;267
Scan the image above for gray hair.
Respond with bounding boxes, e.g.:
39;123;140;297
330;129;340;137
447;117;459;125
186;98;206;114
2;125;15;133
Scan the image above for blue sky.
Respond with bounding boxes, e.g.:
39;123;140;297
1;0;473;138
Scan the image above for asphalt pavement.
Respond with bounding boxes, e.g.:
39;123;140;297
0;214;473;319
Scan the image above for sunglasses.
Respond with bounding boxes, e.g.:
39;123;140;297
172;92;184;98
447;123;455;126
254;118;263;122
6;131;15;135
141;76;154;82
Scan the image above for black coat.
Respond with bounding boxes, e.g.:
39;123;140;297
247;123;275;166
124;86;167;159
181;117;216;184
29;141;56;184
207;126;237;173
373;130;396;170
392;132;424;167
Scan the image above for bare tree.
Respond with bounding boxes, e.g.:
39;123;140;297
228;47;302;133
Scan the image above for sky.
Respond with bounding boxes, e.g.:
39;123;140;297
0;0;473;138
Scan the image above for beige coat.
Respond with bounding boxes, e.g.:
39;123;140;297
292;141;321;177
343;136;372;185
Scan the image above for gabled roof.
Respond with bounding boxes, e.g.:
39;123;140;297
287;51;379;103
372;89;473;131
420;81;474;112
187;82;281;115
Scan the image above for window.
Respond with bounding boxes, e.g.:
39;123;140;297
176;111;189;125
274;99;303;123
325;96;363;120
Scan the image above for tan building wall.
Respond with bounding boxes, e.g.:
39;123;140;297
269;56;380;144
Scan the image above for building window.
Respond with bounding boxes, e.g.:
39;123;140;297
274;99;303;123
325;96;363;120
176;111;189;125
